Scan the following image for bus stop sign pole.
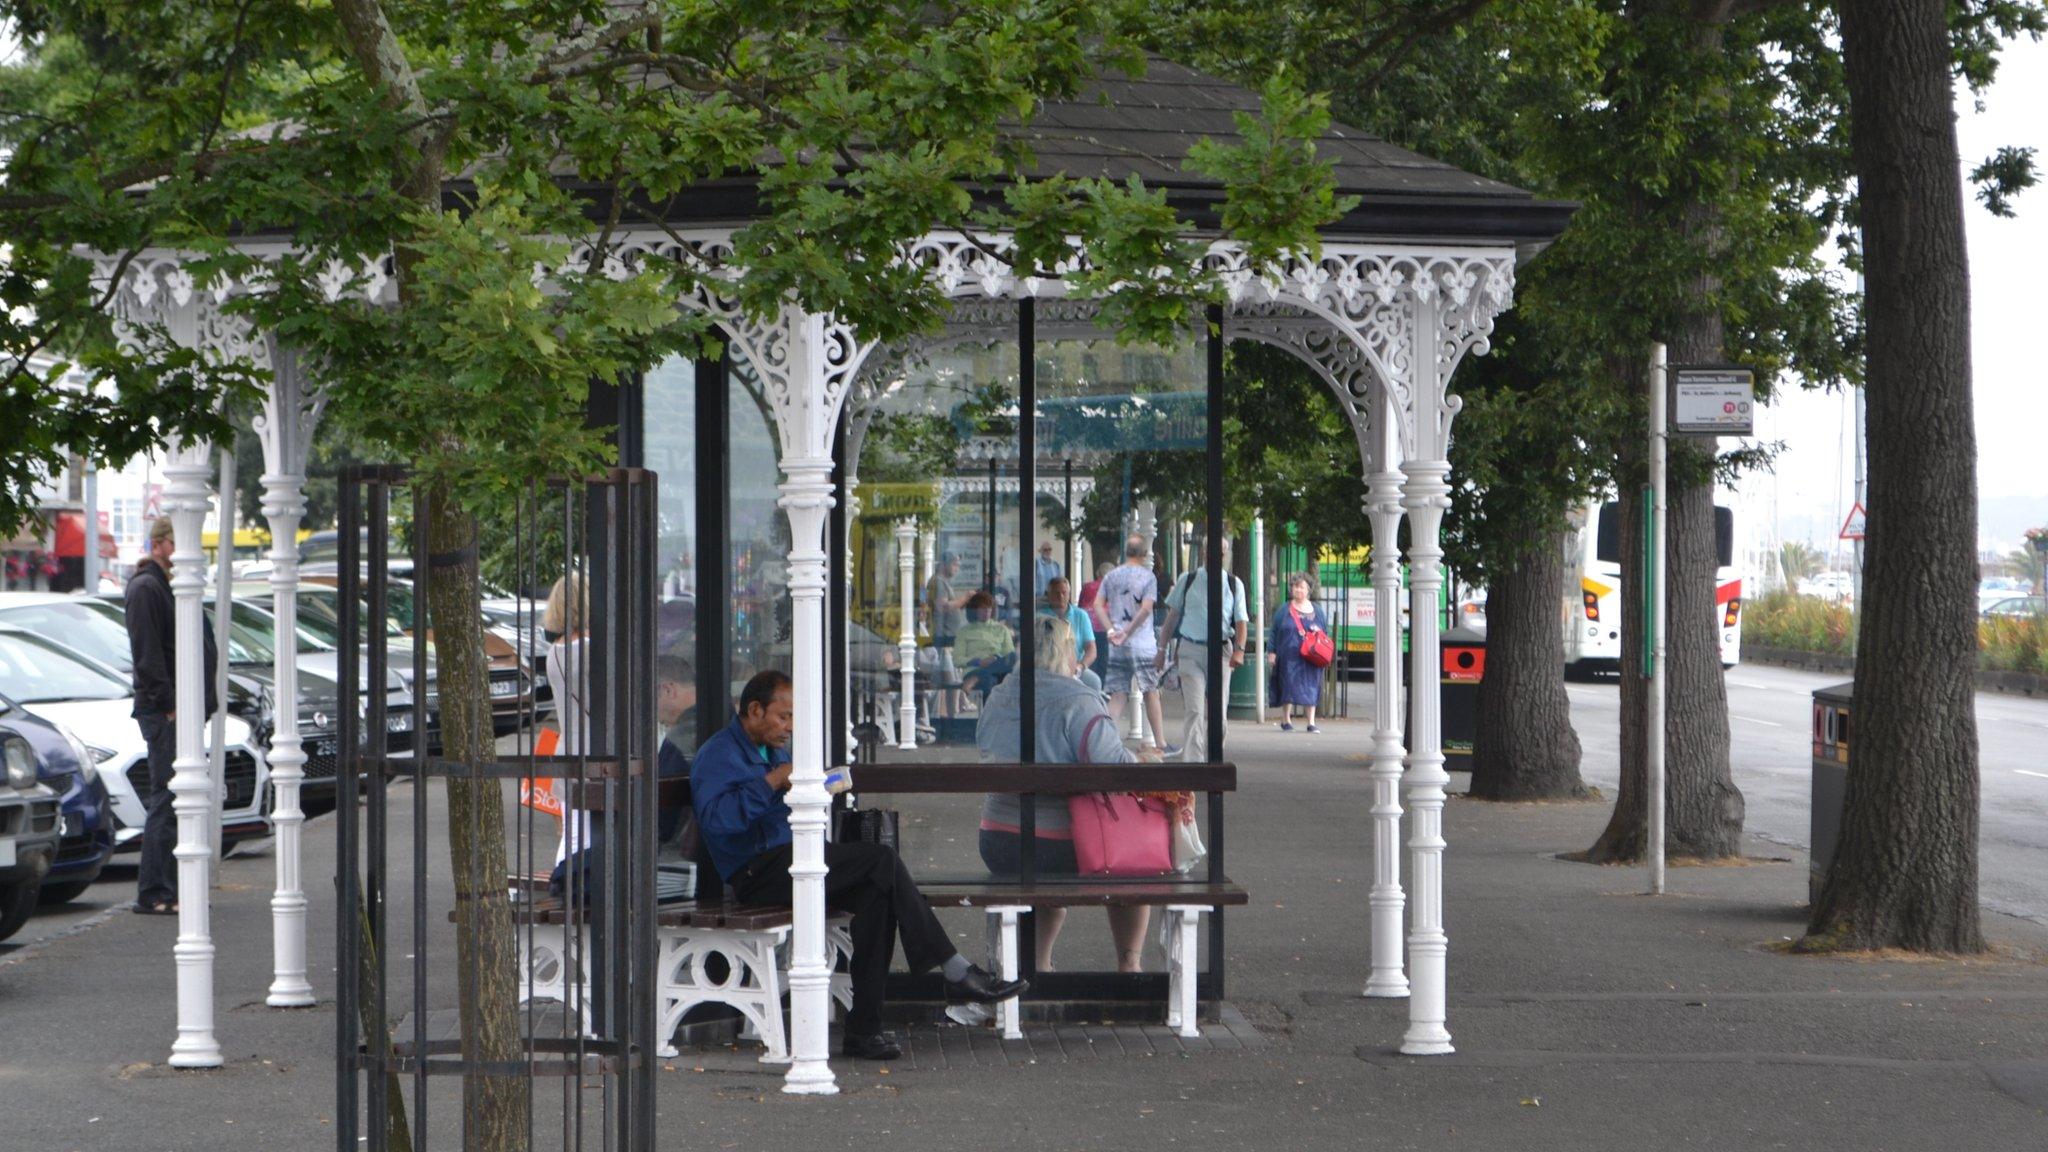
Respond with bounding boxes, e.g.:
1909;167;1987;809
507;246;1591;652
1647;343;1668;896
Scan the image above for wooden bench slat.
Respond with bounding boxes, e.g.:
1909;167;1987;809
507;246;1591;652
850;762;1237;795
919;881;1248;908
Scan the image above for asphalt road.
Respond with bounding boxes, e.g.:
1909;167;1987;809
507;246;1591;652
1568;661;2048;926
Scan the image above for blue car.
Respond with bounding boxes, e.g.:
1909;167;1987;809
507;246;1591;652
0;690;114;904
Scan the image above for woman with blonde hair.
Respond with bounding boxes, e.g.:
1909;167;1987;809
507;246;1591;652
975;614;1156;971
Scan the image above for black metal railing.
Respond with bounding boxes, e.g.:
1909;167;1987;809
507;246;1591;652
337;466;659;1152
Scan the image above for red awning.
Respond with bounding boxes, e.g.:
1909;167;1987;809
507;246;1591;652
53;511;120;560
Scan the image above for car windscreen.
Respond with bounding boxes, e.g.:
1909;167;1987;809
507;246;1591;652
0;631;130;702
0;601;135;672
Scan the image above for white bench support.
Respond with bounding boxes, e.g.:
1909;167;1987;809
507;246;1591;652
981;904;1211;1038
987;906;1029;1040
1165;905;1211;1037
520;917;856;1064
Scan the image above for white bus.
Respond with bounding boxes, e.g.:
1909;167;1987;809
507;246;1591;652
1562;500;1743;675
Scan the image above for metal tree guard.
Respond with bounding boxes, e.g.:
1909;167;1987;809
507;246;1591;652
337;466;660;1152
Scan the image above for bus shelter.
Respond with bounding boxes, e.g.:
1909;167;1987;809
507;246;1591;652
87;58;1570;1095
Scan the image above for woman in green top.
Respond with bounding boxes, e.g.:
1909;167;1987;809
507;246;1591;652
953;589;1015;699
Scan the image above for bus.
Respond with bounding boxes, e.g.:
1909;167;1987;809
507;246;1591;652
1562;500;1743;675
1274;539;1462;665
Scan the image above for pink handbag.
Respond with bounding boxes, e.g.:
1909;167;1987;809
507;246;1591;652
1067;792;1174;877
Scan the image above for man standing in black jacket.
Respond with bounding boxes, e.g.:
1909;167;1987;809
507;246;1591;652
124;517;217;915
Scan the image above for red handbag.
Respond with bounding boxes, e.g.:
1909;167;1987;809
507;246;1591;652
1068;792;1175;877
1293;605;1335;668
1067;713;1174;877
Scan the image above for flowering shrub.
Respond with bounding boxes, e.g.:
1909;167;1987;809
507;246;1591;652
1748;588;2048;676
1746;590;1856;656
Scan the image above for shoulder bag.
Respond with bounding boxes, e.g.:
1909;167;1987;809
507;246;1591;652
1293;604;1335;668
1066;713;1174;877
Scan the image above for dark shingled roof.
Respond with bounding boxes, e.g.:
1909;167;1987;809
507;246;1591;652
1023;58;1520;198
1006;57;1571;245
582;55;1572;246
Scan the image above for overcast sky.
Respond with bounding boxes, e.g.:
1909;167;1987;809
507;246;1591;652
1743;32;2048;559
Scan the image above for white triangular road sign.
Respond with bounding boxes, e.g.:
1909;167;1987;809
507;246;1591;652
1839;502;1867;541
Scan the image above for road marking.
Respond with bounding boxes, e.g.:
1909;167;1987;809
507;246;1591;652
2018;770;2048;781
1732;715;1784;728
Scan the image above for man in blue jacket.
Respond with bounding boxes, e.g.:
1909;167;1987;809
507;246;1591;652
693;669;1026;1060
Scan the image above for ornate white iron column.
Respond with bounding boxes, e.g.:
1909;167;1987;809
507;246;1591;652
256;340;325;1007
1364;400;1410;999
164;437;224;1067
1399;288;1457;1056
895;518;919;749
728;305;872;1096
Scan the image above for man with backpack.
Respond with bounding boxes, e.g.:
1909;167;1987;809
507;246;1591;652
1155;537;1248;763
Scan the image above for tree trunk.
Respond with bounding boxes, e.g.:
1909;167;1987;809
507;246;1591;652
424;495;531;1148
1806;0;1982;953
1468;529;1587;800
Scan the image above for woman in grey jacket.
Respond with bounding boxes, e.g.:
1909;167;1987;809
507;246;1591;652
976;615;1157;971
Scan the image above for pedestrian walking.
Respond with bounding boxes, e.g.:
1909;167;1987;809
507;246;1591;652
122;516;217;915
1268;572;1329;732
1099;535;1172;755
1156;538;1247;762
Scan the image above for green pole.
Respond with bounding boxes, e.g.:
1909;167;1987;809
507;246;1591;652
1642;484;1656;679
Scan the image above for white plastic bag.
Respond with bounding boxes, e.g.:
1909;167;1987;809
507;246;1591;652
1171;803;1206;874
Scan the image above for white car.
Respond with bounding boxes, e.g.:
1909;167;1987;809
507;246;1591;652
0;624;269;851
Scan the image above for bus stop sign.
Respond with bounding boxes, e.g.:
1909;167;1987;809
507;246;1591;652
1672;366;1755;435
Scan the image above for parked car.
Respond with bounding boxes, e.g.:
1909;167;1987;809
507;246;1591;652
298;576;536;735
1982;595;2045;619
0;722;65;941
0;591;277;742
3;591;415;818
0;695;114;903
0;623;271;853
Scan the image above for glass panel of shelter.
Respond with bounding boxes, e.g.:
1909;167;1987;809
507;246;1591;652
633;304;1226;997
849;305;1022;890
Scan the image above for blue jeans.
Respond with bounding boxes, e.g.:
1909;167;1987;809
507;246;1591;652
135;713;177;906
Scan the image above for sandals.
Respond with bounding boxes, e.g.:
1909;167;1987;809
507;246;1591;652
132;900;178;915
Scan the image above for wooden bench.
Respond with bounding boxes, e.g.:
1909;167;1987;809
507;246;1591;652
491;879;854;1063
850;761;1243;1038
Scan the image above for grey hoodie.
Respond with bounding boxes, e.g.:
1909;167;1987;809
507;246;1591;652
976;669;1133;834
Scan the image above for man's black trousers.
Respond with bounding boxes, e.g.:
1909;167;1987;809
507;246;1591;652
730;841;956;1035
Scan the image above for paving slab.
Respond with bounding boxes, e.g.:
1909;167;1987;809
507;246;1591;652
1;718;2043;1151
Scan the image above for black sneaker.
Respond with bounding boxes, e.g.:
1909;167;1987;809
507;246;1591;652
841;1031;903;1061
944;963;1029;1005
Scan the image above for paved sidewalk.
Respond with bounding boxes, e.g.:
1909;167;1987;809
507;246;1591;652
2;717;2043;1151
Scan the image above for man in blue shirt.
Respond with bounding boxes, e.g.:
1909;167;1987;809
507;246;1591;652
693;670;1027;1061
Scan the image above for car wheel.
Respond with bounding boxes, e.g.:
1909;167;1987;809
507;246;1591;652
36;879;93;906
0;879;39;943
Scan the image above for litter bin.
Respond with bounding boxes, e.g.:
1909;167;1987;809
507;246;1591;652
1409;626;1486;767
1810;683;1853;904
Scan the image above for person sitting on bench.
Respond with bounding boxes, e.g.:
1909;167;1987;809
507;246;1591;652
952;590;1015;703
977;614;1159;972
691;669;1028;1061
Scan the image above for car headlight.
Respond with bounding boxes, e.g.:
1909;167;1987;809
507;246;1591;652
3;735;36;790
56;724;102;785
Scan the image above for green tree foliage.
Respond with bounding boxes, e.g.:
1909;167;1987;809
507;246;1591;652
3;0;1345;1133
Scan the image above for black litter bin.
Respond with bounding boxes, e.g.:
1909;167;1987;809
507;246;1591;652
1409;626;1486;767
1810;683;1853;904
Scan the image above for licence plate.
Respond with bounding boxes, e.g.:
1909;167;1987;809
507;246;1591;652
387;712;414;732
0;840;14;867
489;678;519;698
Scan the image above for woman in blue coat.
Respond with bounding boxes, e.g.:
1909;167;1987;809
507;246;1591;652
1267;573;1329;732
